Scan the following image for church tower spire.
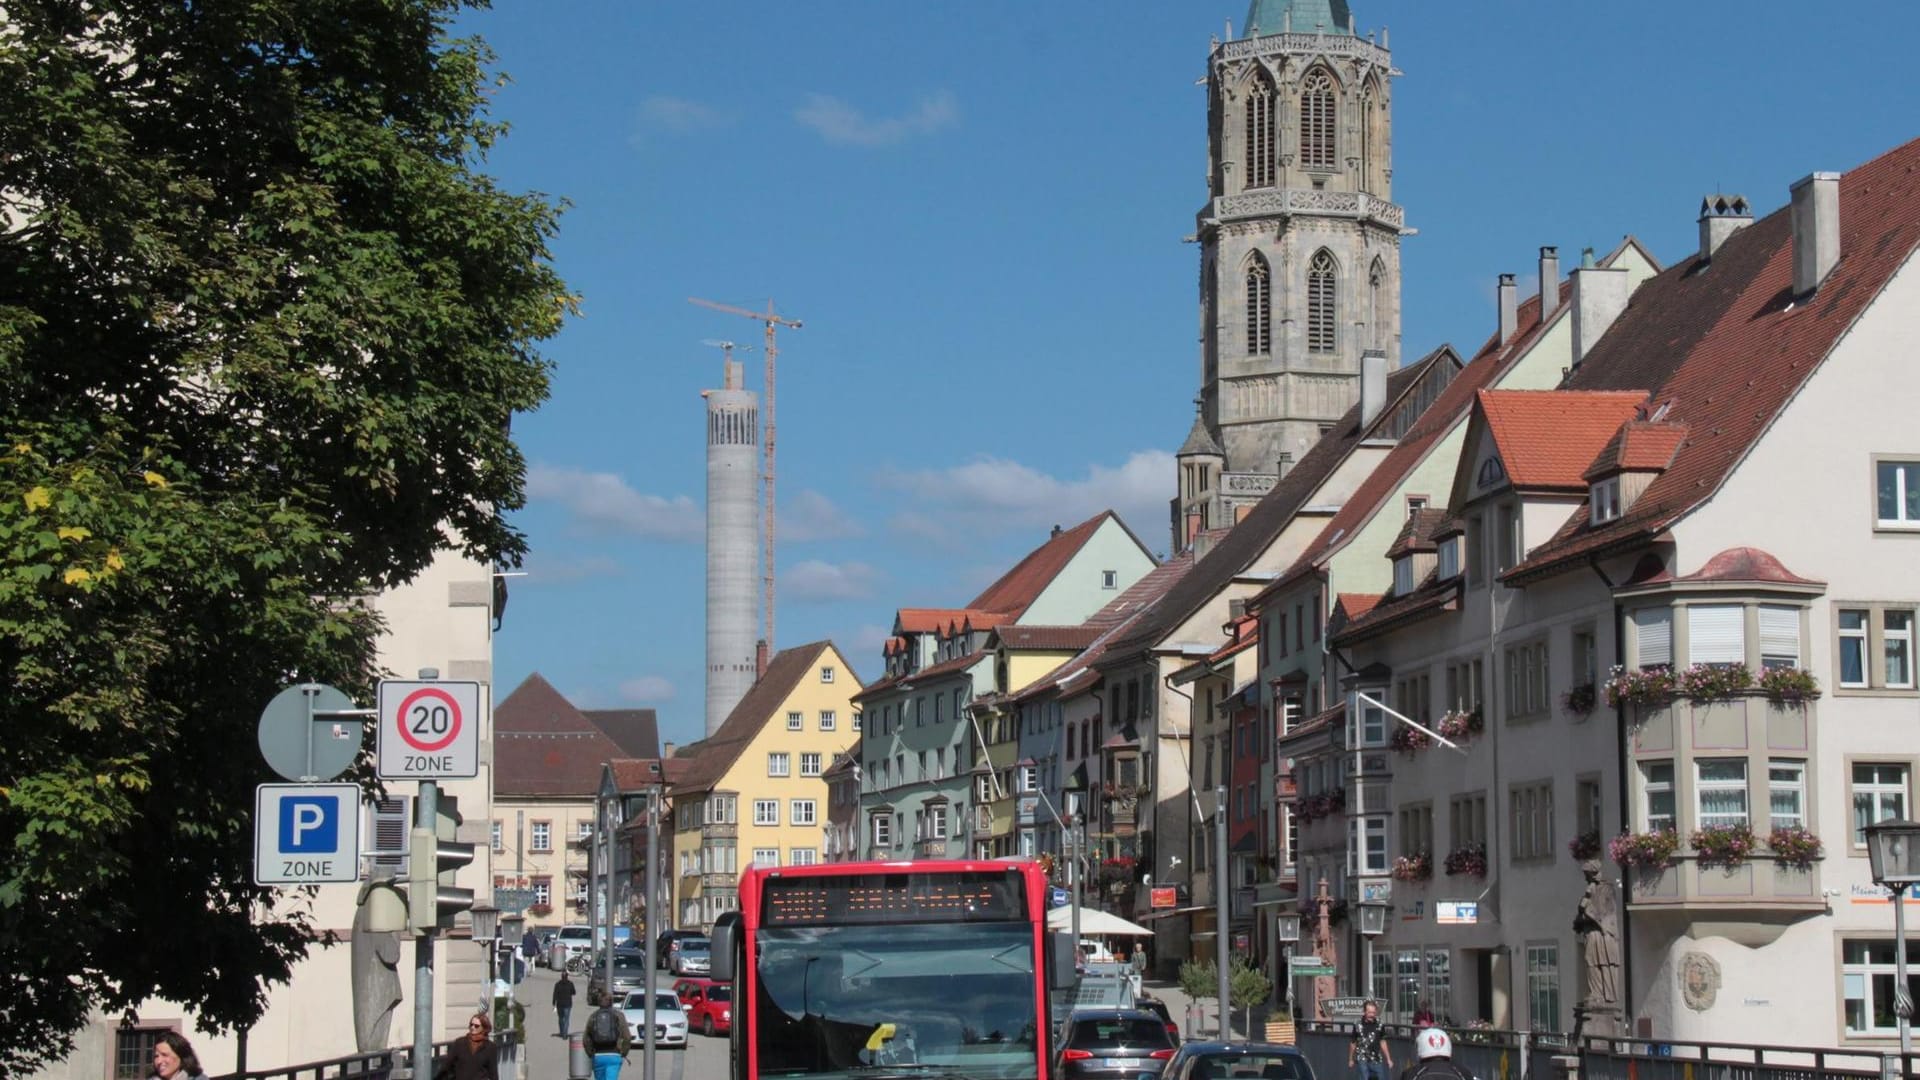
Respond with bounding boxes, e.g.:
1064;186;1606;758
1177;3;1404;551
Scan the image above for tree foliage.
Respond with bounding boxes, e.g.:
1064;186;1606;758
0;1;570;1073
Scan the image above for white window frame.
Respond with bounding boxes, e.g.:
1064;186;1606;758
1695;758;1750;829
870;813;891;848
821;666;835;683
1886;610;1915;688
1527;943;1561;1034
530;820;552;852
490;820;503;853
928;803;948;839
1102;570;1119;589
753;799;778;826
1843;937;1920;1036
1853;763;1911;847
1635;607;1673;670
752;848;779;868
790;799;817;827
820;710;837;731
1590;477;1621;524
1642;761;1676;833
790;848;818;866
800;752;822;777
1758;605;1801;670
1768;758;1807;831
786;711;803;731
1688;604;1745;667
768;752;791;777
1438;538;1459;580
1393;558;1414;596
1838;608;1870;688
1875;459;1920;528
1349;815;1388;875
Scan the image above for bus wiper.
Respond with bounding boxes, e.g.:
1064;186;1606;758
845;1067;977;1080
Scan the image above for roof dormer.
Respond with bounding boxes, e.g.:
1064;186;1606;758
1384;507;1447;596
1582;420;1689;524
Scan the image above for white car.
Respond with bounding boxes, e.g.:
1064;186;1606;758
622;989;688;1048
557;925;594;966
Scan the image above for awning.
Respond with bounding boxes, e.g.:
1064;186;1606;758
1047;907;1156;936
1251;897;1298;908
1135;905;1211;922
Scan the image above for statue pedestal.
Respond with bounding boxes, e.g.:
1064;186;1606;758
1572;1005;1622;1041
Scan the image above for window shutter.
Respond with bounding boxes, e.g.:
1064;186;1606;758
1634;608;1672;669
1759;606;1801;665
1688;605;1745;665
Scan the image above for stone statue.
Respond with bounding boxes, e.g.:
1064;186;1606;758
351;883;405;1052
1572;859;1622;1037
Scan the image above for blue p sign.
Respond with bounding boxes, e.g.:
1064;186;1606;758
280;796;339;853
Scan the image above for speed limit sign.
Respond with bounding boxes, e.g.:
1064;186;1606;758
377;680;482;780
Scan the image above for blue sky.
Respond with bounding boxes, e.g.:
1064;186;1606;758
469;1;1920;749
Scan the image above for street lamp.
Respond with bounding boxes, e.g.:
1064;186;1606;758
1357;901;1387;1004
471;903;500;1021
1276;911;1301;1019
1865;819;1920;1057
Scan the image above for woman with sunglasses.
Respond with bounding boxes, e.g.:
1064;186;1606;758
438;1012;499;1080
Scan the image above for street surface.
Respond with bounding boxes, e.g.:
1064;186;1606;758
518;967;713;1080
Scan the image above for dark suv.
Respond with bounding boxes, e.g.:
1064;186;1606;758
1053;1008;1178;1080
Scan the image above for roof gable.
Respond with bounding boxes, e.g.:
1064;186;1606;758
1473;389;1648;493
669;641;846;794
966;511;1133;619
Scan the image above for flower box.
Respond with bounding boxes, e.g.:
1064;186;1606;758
1568;830;1602;862
1561;683;1597;717
1675;662;1754;701
1390;725;1432;757
1391;851;1432;883
1609;829;1679;871
1603;666;1675;708
1443;842;1487;878
1293;788;1346;826
1689;823;1756;869
527;903;552;918
1436;709;1483;742
1767;825;1824;870
1759;666;1821;703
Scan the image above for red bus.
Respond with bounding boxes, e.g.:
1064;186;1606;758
712;858;1077;1080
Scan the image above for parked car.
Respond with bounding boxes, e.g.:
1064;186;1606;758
1052;1008;1178;1080
556;925;594;967
1134;997;1180;1044
621;989;688;1049
655;929;705;970
673;977;732;1037
587;952;651;1003
1159;1041;1315;1080
669;937;711;976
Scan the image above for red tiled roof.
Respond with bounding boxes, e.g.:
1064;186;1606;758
1253;260;1612;605
580;708;660;760
670;641;845;794
1478;389;1648;492
1333;593;1383;621
1385;507;1450;558
1510;137;1920;582
1584;420;1690;480
1330;576;1461;646
895;608;984;634
606;757;692;791
494;673;632;797
907;649;989;683
993;625;1105;651
1624;546;1824;589
966;511;1136;619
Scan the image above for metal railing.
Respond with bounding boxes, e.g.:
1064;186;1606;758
218;1031;522;1080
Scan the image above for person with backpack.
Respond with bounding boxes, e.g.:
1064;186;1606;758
552;970;577;1037
583;989;632;1080
1400;1028;1475;1080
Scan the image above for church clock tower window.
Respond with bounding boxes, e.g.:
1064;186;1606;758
1300;70;1337;172
1246;256;1273;355
1308;250;1338;353
1245;73;1277;189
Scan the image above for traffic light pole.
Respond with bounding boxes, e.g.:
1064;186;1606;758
413;779;439;1080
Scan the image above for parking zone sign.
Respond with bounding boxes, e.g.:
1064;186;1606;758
377;679;481;780
255;783;361;885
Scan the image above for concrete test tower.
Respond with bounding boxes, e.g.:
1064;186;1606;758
704;350;759;737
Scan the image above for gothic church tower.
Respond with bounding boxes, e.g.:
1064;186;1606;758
1174;0;1405;551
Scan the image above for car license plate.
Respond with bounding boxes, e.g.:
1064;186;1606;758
1109;1059;1143;1069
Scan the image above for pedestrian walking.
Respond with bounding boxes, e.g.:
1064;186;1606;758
1347;1000;1393;1080
553;970;578;1036
148;1032;209;1080
521;928;540;963
582;989;632;1080
437;1012;499;1080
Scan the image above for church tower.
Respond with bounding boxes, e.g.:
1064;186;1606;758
1176;0;1405;549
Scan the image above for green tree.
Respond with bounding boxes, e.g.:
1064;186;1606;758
1229;959;1273;1037
0;1;570;1074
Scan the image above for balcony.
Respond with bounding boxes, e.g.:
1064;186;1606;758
1627;692;1814;758
915;837;951;858
1624;856;1824;920
701;821;737;840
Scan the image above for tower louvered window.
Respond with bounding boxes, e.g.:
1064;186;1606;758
1246;257;1272;355
1308;250;1337;353
1360;88;1376;188
1301;71;1336;171
1245;74;1276;189
1369;259;1385;349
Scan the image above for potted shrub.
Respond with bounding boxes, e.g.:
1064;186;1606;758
1767;825;1824;870
1759;666;1821;703
1603;666;1675;708
1443;842;1487;878
1675;662;1754;701
1391;851;1433;883
1568;830;1602;862
1437;710;1480;742
1609;829;1679;871
1390;725;1432;757
1561;683;1597;717
1689;823;1757;869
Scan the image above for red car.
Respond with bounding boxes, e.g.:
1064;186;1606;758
673;977;732;1036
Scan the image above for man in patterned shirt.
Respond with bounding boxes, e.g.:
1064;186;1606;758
1348;1000;1394;1080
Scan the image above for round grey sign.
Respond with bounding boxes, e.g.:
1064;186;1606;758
258;683;364;782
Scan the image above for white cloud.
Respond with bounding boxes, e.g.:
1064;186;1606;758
528;464;703;542
794;90;958;147
618;676;676;703
847;623;893;654
638;95;727;133
878;449;1173;542
785;559;882;603
781;489;864;542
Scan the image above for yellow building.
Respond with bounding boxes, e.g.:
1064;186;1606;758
669;641;861;930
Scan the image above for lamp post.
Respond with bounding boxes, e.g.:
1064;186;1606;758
499;912;525;1035
471;903;500;1021
1357;901;1387;1006
1276;912;1301;1020
1865;819;1920;1058
1064;771;1086;957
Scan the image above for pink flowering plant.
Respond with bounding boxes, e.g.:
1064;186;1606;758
1675;662;1755;701
1767;826;1824;870
1436;708;1484;742
1391;851;1433;883
1443;842;1487;878
1689;823;1757;869
1609;829;1680;871
1293;788;1347;826
1603;665;1675;708
1758;666;1821;703
1561;683;1598;717
1568;830;1603;861
1390;724;1433;757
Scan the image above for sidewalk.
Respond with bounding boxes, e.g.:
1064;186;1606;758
1139;976;1270;1043
516;967;570;1079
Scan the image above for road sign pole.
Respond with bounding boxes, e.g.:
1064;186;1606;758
1215;785;1230;1040
414;779;439;1080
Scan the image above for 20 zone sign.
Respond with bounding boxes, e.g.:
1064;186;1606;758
377;680;481;780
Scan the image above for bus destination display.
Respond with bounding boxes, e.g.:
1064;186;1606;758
762;871;1026;926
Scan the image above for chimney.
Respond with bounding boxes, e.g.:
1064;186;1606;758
1276;451;1293;479
1538;246;1561;322
755;638;769;678
1360;349;1389;429
1571;252;1630;367
663;740;677;758
1051;524;1062;539
1497;273;1518;345
1790;171;1841;295
1697;194;1753;262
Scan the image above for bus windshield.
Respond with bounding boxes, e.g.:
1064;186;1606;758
750;921;1039;1079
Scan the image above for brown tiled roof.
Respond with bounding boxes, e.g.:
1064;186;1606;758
966;510;1132;619
993;625;1105;651
1279;702;1343;745
1385;508;1450;558
895;608;985;634
1330;576;1461;646
1583;420;1690;480
581;709;660;760
669;641;839;795
494;673;629;797
1006;552;1199;704
494;672;590;733
849;671;907;704
1098;356;1442;664
1510;137;1920;583
1333;593;1383;621
1252;269;1606;605
1478;389;1648;492
606;757;692;791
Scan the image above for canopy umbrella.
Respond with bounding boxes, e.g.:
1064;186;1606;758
1046;906;1155;936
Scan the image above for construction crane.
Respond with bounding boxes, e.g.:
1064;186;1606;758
689;297;803;654
699;339;756;390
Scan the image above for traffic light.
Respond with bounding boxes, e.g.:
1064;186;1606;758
407;796;475;933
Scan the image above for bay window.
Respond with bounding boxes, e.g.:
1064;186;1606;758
1634;608;1672;669
1767;759;1806;830
1688;605;1744;667
1695;759;1749;829
1641;761;1676;832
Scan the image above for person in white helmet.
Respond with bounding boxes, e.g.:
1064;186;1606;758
1399;1027;1473;1080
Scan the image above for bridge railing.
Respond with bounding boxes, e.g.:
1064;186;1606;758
217;1030;522;1080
